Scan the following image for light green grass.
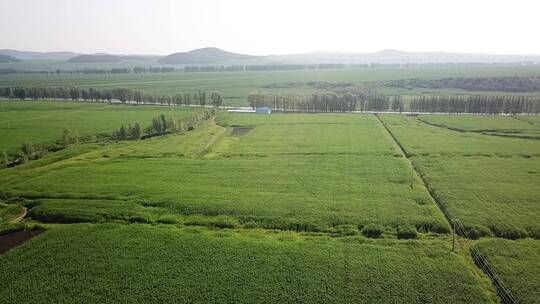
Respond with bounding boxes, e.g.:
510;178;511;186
0;224;493;304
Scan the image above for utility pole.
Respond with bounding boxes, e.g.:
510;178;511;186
410;165;414;190
451;220;456;252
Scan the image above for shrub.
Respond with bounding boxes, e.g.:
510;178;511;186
461;224;492;240
397;224;417;239
332;225;359;236
156;215;179;225
489;223;528;240
362;224;384;238
127;215;151;224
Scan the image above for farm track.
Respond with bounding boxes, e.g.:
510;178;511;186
373;114;453;223
416;116;540;141
195;117;227;156
8;207;28;224
374;114;514;304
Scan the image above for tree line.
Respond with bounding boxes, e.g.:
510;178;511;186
247;92;403;112
1;109;216;168
0;67;176;75
387;76;540;92
0;86;223;107
409;95;540;114
113;108;215;141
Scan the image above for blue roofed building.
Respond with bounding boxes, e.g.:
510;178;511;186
255;107;272;114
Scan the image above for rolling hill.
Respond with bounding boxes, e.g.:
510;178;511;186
67;54;122;63
159;47;258;64
0;49;81;61
0;54;20;62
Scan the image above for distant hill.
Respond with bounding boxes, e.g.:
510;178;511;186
0;54;20;62
159;47;258;64
68;54;122;63
265;49;540;64
0;49;81;61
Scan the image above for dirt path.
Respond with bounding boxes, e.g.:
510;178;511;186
9;207;28;224
195;117;227;156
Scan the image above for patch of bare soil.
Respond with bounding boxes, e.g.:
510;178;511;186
0;229;45;255
231;127;253;136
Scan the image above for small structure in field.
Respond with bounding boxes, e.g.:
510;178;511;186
255;107;272;114
227;107;272;114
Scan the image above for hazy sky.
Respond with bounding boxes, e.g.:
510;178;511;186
1;0;539;55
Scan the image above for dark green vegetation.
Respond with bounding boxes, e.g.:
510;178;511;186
387;76;540;92
476;239;539;304
0;224;492;304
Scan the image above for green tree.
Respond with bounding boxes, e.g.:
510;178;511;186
130;123;142;139
21;141;35;161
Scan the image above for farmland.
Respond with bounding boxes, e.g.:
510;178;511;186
476;239;540;304
0;67;539;303
0;224;493;304
0;112;449;234
3;65;540;107
0;100;194;153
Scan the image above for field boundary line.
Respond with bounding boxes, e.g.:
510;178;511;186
374;114;518;304
195;117;227;156
416;116;540;141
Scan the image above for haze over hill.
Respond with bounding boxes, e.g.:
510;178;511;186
158;47;258;64
2;47;540;66
0;49;81;61
0;54;20;63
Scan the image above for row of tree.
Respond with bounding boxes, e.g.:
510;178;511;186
409;95;540;114
0;86;223;107
1;109;217;168
388;76;540;92
0;67;177;75
247;92;404;112
113;109;215;141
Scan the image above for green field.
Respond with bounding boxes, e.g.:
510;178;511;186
0;113;448;234
0;100;195;154
379;114;540;238
417;114;540;139
0;224;493;304
1;67;539;303
3;65;540;106
476;239;540;304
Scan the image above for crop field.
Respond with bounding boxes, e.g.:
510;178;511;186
476;239;540;304
379;114;540;238
0;224;493;304
417;114;540;139
0;113;449;234
0;70;539;303
0;100;194;153
2;65;540;106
